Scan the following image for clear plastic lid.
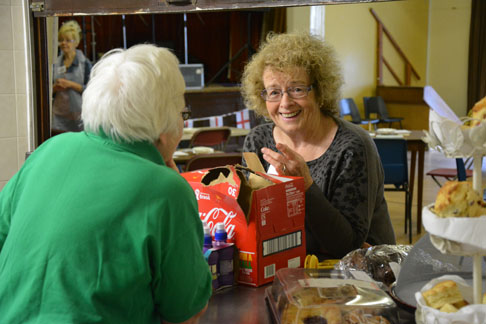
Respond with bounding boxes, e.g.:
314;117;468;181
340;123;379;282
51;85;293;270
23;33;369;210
266;268;398;324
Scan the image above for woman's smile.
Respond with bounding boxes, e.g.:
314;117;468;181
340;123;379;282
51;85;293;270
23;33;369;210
280;110;302;119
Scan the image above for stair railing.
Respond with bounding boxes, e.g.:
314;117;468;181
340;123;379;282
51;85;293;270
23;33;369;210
370;8;421;86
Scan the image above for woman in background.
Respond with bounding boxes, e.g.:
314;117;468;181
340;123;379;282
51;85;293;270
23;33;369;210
241;33;396;260
52;20;92;132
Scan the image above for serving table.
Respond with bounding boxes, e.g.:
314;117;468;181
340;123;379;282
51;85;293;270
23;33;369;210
199;284;272;324
199;283;416;324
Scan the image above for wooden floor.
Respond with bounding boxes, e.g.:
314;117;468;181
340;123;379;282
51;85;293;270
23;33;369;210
388;149;459;245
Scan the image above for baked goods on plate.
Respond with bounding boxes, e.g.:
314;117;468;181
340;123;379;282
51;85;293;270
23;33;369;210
422;280;464;309
415;275;486;324
468;96;486;127
266;268;398;324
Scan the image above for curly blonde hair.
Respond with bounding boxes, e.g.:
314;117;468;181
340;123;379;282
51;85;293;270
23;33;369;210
58;20;82;46
241;33;343;118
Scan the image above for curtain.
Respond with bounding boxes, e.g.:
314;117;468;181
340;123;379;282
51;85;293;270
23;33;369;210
467;0;486;111
260;7;286;42
227;8;285;83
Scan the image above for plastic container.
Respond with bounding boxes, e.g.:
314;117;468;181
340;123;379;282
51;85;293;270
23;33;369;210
202;221;212;249
213;222;227;247
265;268;398;324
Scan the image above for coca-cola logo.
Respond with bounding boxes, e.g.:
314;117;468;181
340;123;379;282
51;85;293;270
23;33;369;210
200;207;237;239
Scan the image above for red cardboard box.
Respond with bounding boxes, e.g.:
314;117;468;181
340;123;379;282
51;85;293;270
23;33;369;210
181;154;306;287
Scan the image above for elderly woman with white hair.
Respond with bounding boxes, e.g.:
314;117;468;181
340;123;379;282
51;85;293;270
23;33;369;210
52;20;92;132
0;44;210;324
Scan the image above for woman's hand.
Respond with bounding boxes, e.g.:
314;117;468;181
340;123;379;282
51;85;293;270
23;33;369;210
261;143;314;190
54;78;83;93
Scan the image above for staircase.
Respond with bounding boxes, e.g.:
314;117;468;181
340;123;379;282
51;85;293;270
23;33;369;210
370;8;429;131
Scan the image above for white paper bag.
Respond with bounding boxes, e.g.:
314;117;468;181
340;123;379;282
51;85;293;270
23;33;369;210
415;275;486;324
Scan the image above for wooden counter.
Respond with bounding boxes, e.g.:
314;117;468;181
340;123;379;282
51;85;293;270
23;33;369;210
376;86;429;131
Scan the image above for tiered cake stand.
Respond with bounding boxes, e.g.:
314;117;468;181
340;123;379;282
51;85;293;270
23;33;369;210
422;113;486;304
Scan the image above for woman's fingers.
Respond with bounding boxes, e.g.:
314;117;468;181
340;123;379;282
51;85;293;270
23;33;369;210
261;144;301;176
261;147;286;174
264;143;314;190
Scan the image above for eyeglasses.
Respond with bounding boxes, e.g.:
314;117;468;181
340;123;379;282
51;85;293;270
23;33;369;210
261;85;313;102
181;106;191;121
59;39;76;44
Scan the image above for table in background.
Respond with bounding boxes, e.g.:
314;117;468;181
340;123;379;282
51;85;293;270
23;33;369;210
372;130;426;234
405;130;426;234
181;127;250;141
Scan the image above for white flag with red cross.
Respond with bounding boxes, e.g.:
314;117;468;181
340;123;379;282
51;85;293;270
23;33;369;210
235;109;251;129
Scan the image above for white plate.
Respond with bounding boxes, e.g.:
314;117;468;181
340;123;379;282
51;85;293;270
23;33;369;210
192;146;214;154
395;129;412;135
173;151;189;157
376;128;397;135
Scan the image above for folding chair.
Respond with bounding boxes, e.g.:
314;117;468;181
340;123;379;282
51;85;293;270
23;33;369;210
363;96;403;129
184;152;243;172
189;127;231;151
339;98;380;130
426;158;472;187
373;138;412;243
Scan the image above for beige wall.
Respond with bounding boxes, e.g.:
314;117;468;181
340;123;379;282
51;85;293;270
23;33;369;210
287;0;470;117
0;0;30;191
286;5;311;33
428;0;471;116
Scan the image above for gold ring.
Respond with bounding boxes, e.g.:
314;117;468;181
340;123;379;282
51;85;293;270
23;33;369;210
282;164;286;173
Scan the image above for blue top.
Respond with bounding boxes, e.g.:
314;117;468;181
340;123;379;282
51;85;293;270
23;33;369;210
52;49;92;132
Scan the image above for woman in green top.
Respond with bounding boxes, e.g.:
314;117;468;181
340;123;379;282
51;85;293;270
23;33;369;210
0;44;211;323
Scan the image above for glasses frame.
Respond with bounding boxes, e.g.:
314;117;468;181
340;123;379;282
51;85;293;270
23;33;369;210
58;38;76;44
260;85;313;102
181;106;192;121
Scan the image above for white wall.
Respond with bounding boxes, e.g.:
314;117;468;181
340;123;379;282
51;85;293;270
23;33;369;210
0;0;30;191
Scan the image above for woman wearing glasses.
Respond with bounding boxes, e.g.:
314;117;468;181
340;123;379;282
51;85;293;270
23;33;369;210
241;33;395;260
52;20;92;132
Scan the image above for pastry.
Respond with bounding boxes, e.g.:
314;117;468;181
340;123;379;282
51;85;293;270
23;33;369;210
319;284;358;304
453;299;468;309
434;180;486;217
281;302;342;324
439;303;459;313
422;280;464;309
367;316;391;324
343;309;390;324
469;96;486;127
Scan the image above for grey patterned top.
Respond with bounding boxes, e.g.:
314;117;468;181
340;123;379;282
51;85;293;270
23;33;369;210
243;118;396;259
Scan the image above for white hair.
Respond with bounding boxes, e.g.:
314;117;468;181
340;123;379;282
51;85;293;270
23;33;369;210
82;44;185;143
